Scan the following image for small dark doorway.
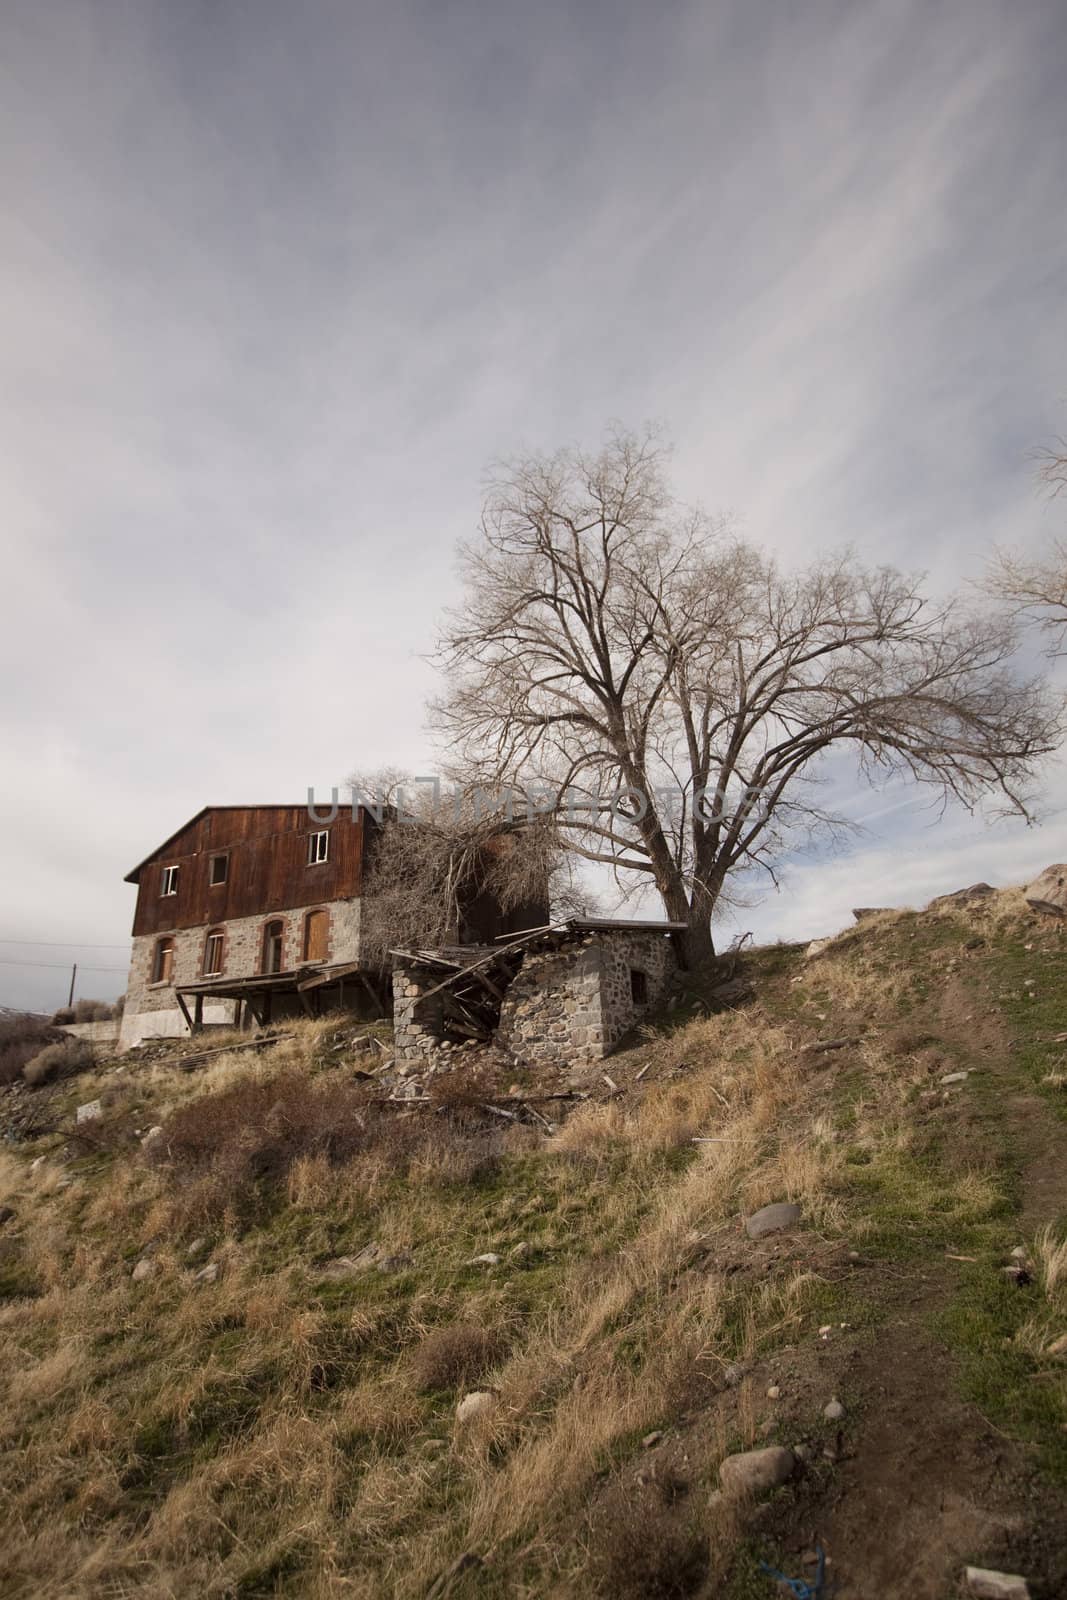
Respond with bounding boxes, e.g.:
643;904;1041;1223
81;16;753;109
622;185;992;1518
629;968;649;1006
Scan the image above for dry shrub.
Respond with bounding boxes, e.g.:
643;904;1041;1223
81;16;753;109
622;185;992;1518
427;1061;501;1109
410;1323;506;1392
23;1037;94;1086
154;1070;510;1226
0;1016;64;1084
585;1478;707;1599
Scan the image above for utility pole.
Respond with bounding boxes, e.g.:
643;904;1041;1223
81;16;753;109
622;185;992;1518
67;962;77;1008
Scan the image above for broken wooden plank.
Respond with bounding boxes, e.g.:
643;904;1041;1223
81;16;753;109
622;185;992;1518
176;1031;294;1071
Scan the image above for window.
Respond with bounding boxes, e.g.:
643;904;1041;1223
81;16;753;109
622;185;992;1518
262;919;285;974
307;830;329;865
209;853;229;887
161;864;180;897
153;937;175;984
629;968;649;1007
303;908;328;962
203;929;224;976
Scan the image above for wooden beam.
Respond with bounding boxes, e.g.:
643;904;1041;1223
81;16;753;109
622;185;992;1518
175;992;194;1034
193;993;204;1034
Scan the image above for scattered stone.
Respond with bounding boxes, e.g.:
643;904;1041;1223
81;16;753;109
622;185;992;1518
131;1258;157;1282
509;1241;531;1261
193;1261;220;1284
76;1100;102;1124
140;1125;165;1150
186;1237;207;1259
455;1390;496;1425
318;1243;383;1278
823;1398;845;1421
718;1445;795;1496
745;1202;801;1240
1010;1245;1029;1262
1046;1332;1067;1357
467;1252;502;1266
852;907;890;921
722;1364;747;1387
940;1071;969;1085
29;1156;47;1175
1024;863;1067;919
766;1385;781;1399
1002;1264;1033;1286
642;1430;664;1448
805;938;833;960
964;1567;1031;1599
376;1253;414;1273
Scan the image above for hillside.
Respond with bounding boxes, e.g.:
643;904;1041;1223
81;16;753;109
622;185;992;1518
1;889;1066;1599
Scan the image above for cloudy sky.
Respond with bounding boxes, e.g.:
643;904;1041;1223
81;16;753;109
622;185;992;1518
2;0;1067;1010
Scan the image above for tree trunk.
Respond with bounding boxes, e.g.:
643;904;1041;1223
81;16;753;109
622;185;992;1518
680;914;715;971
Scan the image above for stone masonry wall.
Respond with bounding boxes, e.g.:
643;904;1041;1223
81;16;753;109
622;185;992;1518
119;897;362;1050
497;930;677;1066
392;930;679;1069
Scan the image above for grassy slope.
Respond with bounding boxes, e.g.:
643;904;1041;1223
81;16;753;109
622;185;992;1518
1;890;1065;1599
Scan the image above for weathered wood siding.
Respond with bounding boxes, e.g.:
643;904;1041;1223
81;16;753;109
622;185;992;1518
130;807;368;937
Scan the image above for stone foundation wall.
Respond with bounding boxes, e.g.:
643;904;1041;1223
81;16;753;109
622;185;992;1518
119;897;362;1051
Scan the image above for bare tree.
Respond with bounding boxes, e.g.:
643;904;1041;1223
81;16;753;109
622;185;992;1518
349;771;591;965
985;440;1067;654
432;428;1062;967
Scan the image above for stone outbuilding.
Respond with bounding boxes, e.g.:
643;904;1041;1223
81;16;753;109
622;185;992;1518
392;918;683;1068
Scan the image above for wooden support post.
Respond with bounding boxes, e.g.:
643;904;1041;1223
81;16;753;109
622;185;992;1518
175;992;194;1034
357;971;387;1017
193;994;204;1034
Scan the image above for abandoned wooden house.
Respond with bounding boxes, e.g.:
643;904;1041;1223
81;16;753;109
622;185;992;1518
118;804;548;1051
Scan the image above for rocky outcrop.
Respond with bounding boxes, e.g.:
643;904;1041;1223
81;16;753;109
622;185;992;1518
1024;863;1067;918
928;883;995;911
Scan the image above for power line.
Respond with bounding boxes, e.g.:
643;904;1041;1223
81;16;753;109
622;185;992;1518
0;938;131;949
0;958;128;972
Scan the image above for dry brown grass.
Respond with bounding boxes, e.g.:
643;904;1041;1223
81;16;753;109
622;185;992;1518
2;903;1029;1599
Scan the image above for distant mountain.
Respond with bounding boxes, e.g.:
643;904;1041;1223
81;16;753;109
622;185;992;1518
0;1005;51;1024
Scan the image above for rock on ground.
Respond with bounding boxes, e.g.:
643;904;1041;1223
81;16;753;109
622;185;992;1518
1024;863;1067;919
718;1445;795;1496
745;1202;801;1240
805;937;833;960
455;1391;496;1425
964;1568;1031;1599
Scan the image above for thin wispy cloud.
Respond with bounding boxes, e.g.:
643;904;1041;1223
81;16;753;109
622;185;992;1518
1;0;1066;1007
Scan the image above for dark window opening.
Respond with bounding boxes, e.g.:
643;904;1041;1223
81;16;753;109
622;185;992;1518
209;853;229;886
630;968;649;1007
153;937;175;984
307;830;329;865
161;865;179;897
203;930;224;976
262;920;285;974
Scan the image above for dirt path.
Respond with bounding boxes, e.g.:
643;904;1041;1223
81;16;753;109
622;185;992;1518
758;966;1067;1599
